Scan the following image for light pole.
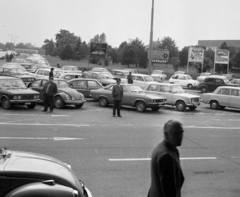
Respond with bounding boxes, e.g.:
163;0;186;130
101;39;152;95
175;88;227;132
148;0;154;75
8;34;13;43
14;37;18;46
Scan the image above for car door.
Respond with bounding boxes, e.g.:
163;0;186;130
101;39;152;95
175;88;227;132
121;85;131;106
30;80;44;100
206;78;215;91
178;75;187;87
214;79;224;91
170;75;178;84
70;80;88;97
229;89;240;108
87;80;102;98
217;88;230;106
35;70;44;79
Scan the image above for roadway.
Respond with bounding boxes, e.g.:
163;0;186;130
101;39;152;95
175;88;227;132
0;99;240;197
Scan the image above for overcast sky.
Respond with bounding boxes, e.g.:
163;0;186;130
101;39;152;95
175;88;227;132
1;0;240;49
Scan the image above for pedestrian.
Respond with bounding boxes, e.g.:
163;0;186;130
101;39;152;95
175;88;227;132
148;119;185;197
9;53;13;62
5;53;9;62
112;78;123;117
49;68;54;78
57;63;60;68
42;76;58;113
127;72;133;84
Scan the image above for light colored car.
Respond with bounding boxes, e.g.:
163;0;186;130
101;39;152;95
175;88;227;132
62;65;82;73
111;69;129;79
123;68;139;74
82;71;117;86
169;74;199;89
144;82;200;111
91;84;167;112
91;67;110;73
132;73;156;89
201;86;240;110
12;59;49;73
229;78;240;87
59;72;82;81
174;71;185;74
0;147;92;197
30;67;64;80
197;72;211;82
151;70;167;81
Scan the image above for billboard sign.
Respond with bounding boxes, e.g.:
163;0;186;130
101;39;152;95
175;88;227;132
215;49;229;64
188;47;204;62
90;43;107;57
151;49;169;63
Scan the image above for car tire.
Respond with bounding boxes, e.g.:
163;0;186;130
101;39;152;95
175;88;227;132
55;96;64;109
27;103;37;109
136;101;146;112
201;87;208;93
219;106;226;110
176;101;186;111
99;97;109;107
210;100;219;110
151;107;160;111
189;106;197;110
75;103;83;108
187;84;194;89
2;97;12;110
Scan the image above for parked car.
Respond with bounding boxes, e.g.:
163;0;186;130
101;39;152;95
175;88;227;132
62;65;82;74
174;71;185;74
151;70;167;81
123;68;139;74
111;69;129;79
0;64;36;87
144;82;200;111
201;86;240;110
91;84;167;112
230;78;240;87
0;62;26;70
68;78;103;98
0;147;92;197
196;72;211;82
0;76;40;109
29;79;86;109
196;75;237;93
29;67;64;80
91;67;110;73
12;59;49;73
132;73;156;89
82;71;116;86
59;72;83;81
169;74;199;89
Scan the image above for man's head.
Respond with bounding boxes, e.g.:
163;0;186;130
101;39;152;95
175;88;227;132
116;78;121;84
51;68;54;71
49;76;54;81
129;72;132;75
163;120;184;147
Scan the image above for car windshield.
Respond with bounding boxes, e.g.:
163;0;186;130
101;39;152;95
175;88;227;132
128;85;144;93
17;69;26;75
186;75;192;80
144;76;154;82
171;85;185;93
0;79;26;89
224;79;230;83
54;80;69;88
99;73;112;79
153;70;163;74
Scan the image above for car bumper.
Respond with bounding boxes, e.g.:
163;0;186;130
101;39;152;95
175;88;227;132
147;102;166;107
10;99;40;103
64;99;86;104
186;102;200;107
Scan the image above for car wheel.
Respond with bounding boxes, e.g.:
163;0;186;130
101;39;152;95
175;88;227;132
136;101;146;112
189;106;197;110
2;97;12;110
27;103;37;109
176;101;186;111
201;87;208;93
75;103;83;108
219;106;226;110
99;97;109;107
210;100;219;110
187;84;194;89
151;107;160;111
55;96;64;109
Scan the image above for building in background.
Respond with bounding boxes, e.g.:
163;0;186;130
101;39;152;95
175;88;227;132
198;40;240;51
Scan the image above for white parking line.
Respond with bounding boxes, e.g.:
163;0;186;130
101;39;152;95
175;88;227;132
0;122;89;127
0;137;84;141
1;114;69;117
109;157;217;161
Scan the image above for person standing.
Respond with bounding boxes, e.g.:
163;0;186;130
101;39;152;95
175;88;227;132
112;78;123;117
148;119;185;197
42;77;57;113
57;63;60;68
127;72;133;84
49;68;54;78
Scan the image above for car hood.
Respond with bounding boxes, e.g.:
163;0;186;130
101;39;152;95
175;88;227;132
2;150;82;192
3;88;39;94
174;92;200;98
59;87;82;98
140;92;166;99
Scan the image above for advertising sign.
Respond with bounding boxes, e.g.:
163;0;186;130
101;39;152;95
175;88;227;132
188;47;204;62
151;49;169;63
215;49;229;64
90;43;107;57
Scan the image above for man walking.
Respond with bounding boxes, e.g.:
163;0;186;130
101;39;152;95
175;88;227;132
112;78;123;117
127;72;133;84
42;76;57;113
148;119;185;197
49;68;54;78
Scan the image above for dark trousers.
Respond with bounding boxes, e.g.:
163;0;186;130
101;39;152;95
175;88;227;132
113;100;122;116
43;94;54;111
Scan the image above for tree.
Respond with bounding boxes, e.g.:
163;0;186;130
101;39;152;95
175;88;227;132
42;39;55;56
90;33;107;43
170;57;180;71
178;46;189;68
157;37;179;60
74;37;82;60
60;44;74;60
121;45;135;67
108;48;120;64
233;51;240;68
129;38;147;67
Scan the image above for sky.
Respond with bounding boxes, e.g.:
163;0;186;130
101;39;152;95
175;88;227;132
1;0;240;50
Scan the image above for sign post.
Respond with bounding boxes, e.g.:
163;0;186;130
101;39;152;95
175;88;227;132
89;43;107;68
214;49;230;74
187;47;204;73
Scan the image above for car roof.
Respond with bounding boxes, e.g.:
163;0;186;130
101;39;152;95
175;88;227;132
62;65;78;67
145;82;179;86
0;76;19;80
111;69;129;72
216;86;240;89
132;73;150;76
208;75;226;79
61;72;82;75
68;78;99;82
1;64;23;69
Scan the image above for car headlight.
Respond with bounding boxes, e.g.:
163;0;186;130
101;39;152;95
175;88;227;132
79;93;85;100
34;95;39;99
13;96;21;100
63;93;71;100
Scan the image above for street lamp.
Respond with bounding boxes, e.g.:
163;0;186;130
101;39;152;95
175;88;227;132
148;0;154;75
8;34;13;43
14;37;18;46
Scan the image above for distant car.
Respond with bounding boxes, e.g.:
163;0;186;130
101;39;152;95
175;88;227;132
25;57;50;66
68;78;103;98
169;74;199;89
1;62;26;70
123;68;139;74
91;67;110;73
59;72;83;81
111;69;129;79
0;147;92;197
0;76;40;109
151;70;167;81
196;75;237;93
91;84;167;112
62;65;82;74
230;78;240;87
144;82;201;111
131;73;156;89
82;71;116;86
29;79;86;109
197;72;211;82
201;86;240;110
0;64;36;87
29;67;64;80
174;71;185;74
12;59;49;73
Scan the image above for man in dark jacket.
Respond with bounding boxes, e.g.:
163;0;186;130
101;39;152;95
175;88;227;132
42;77;58;113
127;72;133;84
112;78;123;117
49;68;54;78
148;119;185;197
